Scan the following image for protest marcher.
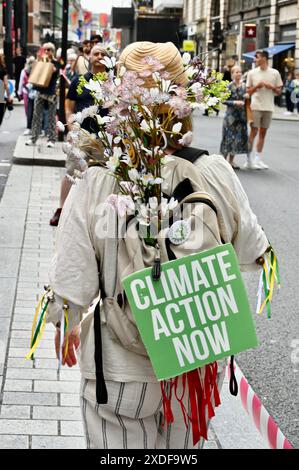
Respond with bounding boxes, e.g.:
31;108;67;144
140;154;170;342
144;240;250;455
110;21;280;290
18;56;36;135
13;47;26;100
246;49;283;170
25;43;61;148
0;53;13;127
220;66;249;170
29;42;274;449
284;71;295;115
292;70;299;113
75;40;91;76
49;44;109;226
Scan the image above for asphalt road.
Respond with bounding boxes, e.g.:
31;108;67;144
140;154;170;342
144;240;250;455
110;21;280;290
193;112;299;448
1;105;298;447
0;105;26;200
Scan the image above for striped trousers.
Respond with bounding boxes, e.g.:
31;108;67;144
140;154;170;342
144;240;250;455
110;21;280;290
31;93;57;143
80;370;225;449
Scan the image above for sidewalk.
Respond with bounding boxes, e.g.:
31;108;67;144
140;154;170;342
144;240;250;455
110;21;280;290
13;135;65;166
0;140;268;449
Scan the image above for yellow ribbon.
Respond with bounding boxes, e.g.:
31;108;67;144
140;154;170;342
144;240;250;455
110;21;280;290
63;301;69;360
26;293;48;360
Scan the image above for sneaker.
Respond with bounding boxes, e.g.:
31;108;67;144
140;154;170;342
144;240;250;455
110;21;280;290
254;159;269;169
25;139;35;146
23;129;31;136
47;141;55;148
243;160;260;170
49;208;62;226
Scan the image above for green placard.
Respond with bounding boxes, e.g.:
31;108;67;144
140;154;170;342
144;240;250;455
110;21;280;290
122;243;258;381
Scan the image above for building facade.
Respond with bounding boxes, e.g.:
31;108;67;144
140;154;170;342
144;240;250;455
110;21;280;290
183;0;299;72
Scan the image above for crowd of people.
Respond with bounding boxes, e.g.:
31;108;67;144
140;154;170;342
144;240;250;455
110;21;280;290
0;41;294;202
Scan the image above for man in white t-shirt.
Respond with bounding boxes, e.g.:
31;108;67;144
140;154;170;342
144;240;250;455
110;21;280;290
246;49;283;169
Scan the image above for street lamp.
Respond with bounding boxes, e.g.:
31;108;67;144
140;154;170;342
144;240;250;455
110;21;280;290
58;0;69;142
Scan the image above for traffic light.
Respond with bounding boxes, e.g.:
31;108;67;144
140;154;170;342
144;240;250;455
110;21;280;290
212;21;224;48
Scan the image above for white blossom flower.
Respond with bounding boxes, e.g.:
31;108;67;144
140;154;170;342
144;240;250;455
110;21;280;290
182;52;191;66
172;122;182;134
207;96;219;107
96;115;111;126
190;82;202;93
178;131;193;146
106;194;135;218
140;119;151;133
100;56;116;69
114;136;122;144
128;168;140;183
56;121;65;132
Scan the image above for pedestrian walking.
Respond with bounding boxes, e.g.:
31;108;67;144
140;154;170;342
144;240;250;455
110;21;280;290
75;40;91;76
283;71;295;115
245;49;283;170
25;43;61;148
292;71;299;114
13;47;26;100
0;54;13;127
220;66;249;170
49;44;109;226
18;56;36;135
37;41;270;449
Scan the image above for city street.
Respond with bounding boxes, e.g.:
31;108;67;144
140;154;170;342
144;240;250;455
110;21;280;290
0;105;298;448
193;112;299;448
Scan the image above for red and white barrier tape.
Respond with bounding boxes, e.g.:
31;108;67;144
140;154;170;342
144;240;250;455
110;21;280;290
232;362;293;449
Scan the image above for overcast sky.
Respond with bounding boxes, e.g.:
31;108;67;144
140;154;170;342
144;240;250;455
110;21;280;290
81;0;132;14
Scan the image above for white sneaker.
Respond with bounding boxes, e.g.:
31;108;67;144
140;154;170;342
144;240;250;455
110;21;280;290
47;141;55;148
243;160;260;170
25;139;35;146
254;159;269;169
23;129;31;136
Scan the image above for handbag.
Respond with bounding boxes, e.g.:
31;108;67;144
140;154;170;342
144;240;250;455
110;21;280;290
29;60;54;88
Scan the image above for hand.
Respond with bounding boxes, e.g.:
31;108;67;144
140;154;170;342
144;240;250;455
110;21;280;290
264;82;274;90
55;324;81;367
244;93;250;100
256;81;265;89
234;100;244;107
6;96;13;103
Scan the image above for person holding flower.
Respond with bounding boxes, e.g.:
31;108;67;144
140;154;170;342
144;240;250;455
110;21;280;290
30;42;270;449
49;45;110;226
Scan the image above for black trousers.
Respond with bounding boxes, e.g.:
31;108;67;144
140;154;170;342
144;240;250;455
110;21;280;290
0;103;6;127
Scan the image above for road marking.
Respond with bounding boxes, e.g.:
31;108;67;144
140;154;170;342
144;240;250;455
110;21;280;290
0;163;10;167
1;159;10;162
0;174;8;177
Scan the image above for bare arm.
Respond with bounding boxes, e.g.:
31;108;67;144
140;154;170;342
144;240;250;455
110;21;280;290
65;98;76;129
3;75;12;102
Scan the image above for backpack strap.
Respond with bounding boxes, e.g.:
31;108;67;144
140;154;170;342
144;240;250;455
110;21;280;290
174;146;209;164
94;300;108;404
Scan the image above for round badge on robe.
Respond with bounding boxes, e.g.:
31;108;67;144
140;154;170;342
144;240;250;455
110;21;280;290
168;220;191;245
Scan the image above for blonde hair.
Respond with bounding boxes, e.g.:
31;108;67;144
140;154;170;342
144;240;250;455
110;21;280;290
43;42;55;53
231;65;241;74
